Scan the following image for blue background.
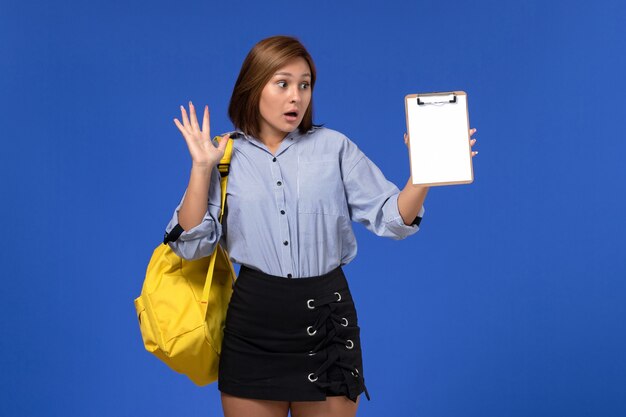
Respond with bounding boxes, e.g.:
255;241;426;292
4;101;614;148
2;0;625;416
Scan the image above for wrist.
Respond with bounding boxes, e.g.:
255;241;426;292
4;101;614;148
190;164;214;176
406;178;429;191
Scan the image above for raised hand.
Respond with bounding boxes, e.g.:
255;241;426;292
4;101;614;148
173;101;229;168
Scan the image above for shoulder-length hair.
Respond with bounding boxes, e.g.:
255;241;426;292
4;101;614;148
228;35;317;138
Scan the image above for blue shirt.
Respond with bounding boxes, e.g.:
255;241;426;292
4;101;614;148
165;126;425;278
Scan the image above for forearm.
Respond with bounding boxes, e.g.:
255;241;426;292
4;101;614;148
397;178;429;225
178;165;213;230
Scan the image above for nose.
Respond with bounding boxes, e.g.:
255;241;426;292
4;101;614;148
289;86;302;104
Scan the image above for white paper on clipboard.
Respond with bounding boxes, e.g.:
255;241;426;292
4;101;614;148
405;91;473;186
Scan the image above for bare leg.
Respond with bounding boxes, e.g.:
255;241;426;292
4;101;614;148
290;395;360;417
221;392;290;417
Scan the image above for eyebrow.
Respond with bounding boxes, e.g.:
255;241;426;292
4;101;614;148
273;72;311;78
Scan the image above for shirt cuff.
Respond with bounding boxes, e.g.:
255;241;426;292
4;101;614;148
164;194;222;260
411;205;425;226
165;201;217;242
383;194;425;239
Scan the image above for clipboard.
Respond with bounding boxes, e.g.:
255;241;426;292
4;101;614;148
404;91;474;186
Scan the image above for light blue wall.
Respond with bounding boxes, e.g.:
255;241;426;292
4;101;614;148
1;0;625;416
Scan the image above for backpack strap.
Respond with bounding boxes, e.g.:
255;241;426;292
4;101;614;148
215;136;233;223
199;136;235;312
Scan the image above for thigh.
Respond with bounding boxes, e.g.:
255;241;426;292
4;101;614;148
221;392;290;417
290;395;360;417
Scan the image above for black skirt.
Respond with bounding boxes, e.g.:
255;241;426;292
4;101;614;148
218;265;370;403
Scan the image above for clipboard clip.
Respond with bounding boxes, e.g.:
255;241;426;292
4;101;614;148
417;93;457;106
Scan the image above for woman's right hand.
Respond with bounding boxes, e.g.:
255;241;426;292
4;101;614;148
174;101;229;169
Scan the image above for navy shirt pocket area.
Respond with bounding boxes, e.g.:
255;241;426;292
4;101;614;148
297;156;347;217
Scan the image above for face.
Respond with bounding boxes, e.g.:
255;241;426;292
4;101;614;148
258;57;312;142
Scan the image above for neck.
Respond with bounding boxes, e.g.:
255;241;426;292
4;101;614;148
258;129;289;148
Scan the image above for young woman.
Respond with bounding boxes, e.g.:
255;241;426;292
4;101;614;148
165;35;477;417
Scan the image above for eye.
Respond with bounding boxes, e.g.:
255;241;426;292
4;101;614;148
276;81;287;88
299;82;310;89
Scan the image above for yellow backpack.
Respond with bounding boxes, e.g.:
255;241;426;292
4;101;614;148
134;136;236;386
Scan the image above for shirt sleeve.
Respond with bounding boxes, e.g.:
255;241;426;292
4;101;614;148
164;164;223;260
341;136;425;240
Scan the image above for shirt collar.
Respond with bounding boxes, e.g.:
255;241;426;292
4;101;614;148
230;128;303;144
229;125;321;142
225;126;322;156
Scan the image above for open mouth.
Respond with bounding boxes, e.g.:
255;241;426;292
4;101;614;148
284;111;299;122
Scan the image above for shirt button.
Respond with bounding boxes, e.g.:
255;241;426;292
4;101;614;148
277;181;282;186
287;273;293;278
272;157;277;162
280;210;285;215
283;240;289;246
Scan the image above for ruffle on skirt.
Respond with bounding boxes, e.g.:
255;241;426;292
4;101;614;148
304;290;370;402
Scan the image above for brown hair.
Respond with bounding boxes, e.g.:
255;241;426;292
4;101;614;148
228;35;317;138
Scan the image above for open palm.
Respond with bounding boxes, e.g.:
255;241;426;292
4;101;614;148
173;101;229;168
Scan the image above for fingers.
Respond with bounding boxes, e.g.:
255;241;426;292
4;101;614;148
175;102;210;139
173;117;189;139
180;105;191;131
178;102;202;134
189;101;200;132
471;137;478;157
403;132;411;151
469;129;478;157
218;134;230;151
202;105;211;139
